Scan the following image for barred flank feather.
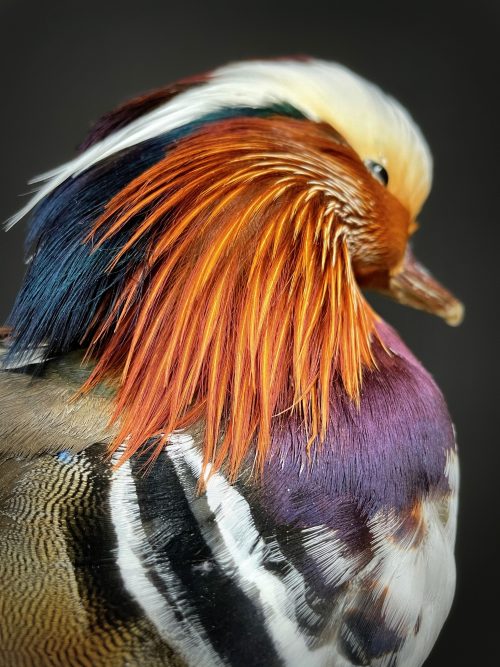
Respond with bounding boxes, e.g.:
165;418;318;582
82;116;409;477
1;57;459;667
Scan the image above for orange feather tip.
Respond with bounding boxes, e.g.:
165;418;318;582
81;116;408;478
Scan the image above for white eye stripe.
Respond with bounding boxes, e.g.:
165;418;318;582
7;58;431;229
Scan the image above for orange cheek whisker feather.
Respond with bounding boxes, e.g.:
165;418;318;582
80;116;387;478
2;58;462;666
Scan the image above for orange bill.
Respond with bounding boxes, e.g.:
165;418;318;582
384;248;464;326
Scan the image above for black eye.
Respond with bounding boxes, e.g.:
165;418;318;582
364;159;389;187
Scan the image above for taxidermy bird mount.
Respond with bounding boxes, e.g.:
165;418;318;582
0;58;463;667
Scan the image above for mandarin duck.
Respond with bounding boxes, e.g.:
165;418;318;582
0;57;463;667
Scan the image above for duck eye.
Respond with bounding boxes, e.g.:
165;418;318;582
365;160;389;187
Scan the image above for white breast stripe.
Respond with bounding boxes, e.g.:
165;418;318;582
166;434;336;667
343;449;459;667
301;525;369;588
109;455;224;667
444;445;460;543
166;434;459;667
110;432;458;667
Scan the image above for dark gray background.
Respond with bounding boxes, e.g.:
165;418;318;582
0;1;498;664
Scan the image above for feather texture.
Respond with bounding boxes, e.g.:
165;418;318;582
1;57;460;667
82;116;409;477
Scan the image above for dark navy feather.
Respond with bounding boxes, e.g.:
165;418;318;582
7;104;305;364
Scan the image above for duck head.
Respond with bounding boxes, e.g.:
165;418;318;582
7;57;464;477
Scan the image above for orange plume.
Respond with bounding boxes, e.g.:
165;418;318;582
83;116;410;478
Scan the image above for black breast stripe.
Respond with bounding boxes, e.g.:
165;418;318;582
68;447;149;628
234;481;339;642
130;450;283;667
